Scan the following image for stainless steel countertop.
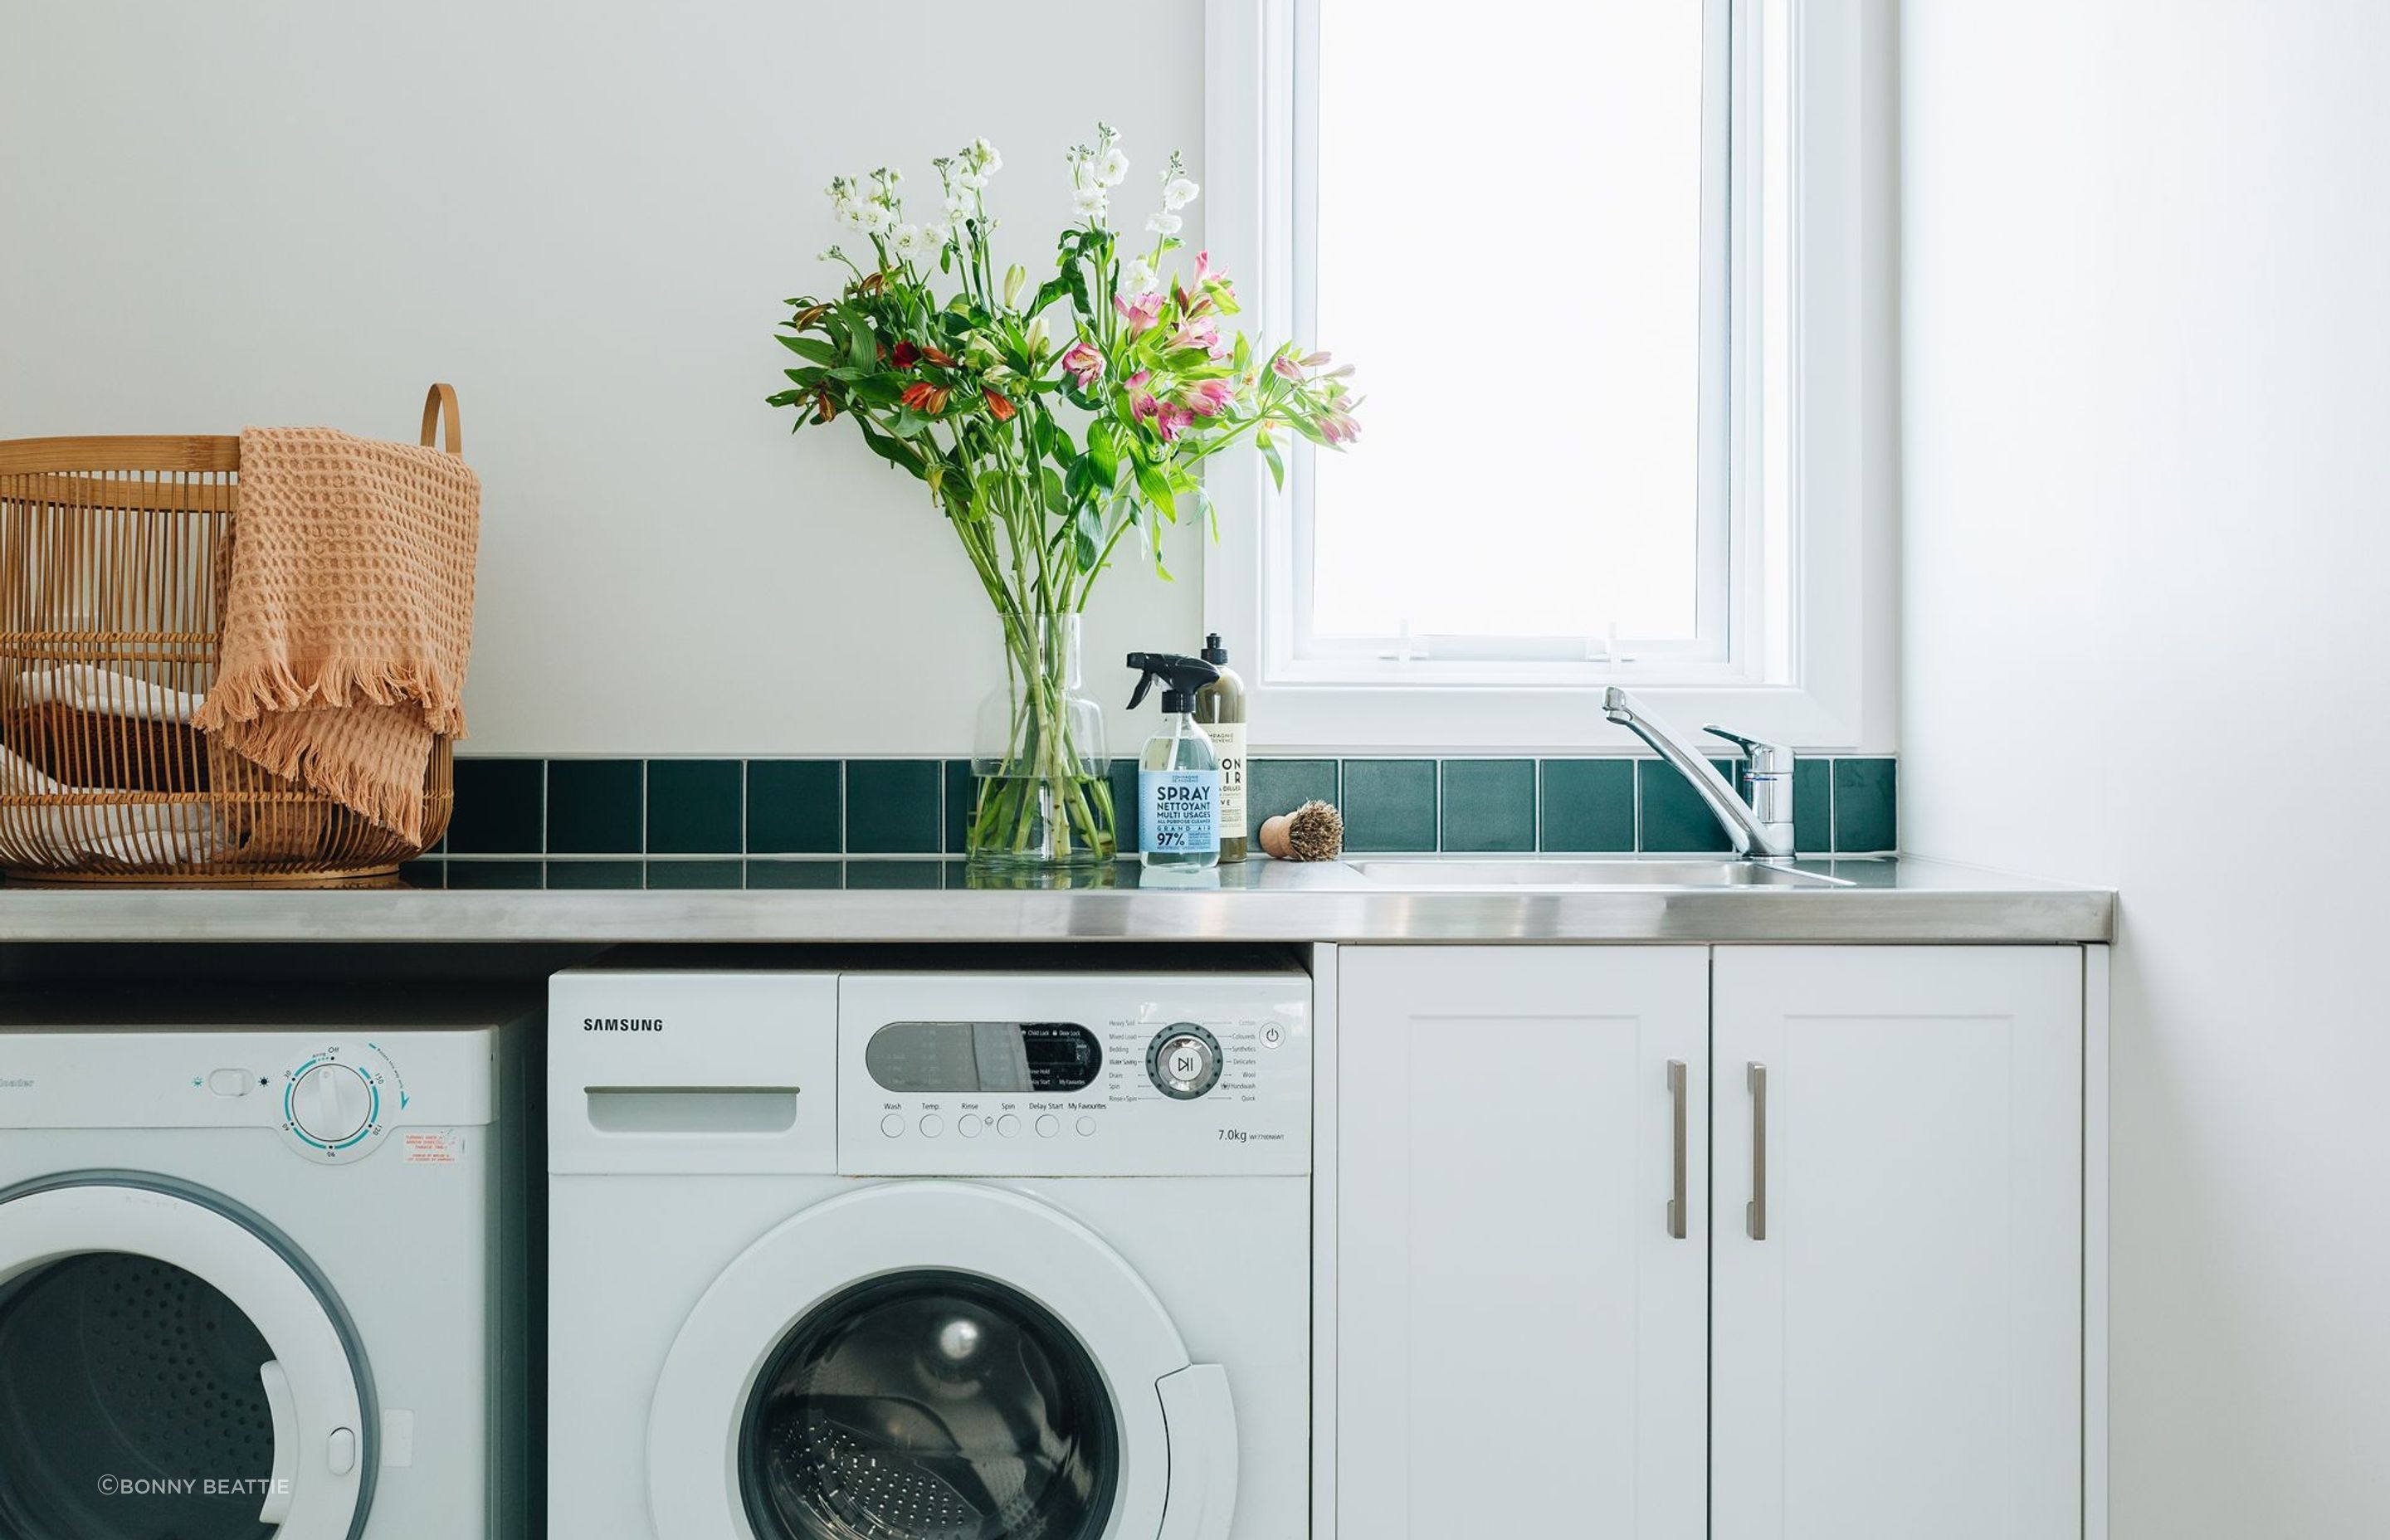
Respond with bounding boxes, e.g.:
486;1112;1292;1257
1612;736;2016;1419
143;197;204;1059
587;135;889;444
0;855;2112;945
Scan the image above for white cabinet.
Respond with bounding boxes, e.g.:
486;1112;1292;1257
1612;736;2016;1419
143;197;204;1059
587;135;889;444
1334;946;1710;1539
1711;946;2085;1540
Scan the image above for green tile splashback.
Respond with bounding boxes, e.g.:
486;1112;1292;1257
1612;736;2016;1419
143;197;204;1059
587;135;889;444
421;753;1898;879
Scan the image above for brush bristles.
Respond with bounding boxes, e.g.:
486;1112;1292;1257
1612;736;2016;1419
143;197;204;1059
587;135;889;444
1284;799;1344;861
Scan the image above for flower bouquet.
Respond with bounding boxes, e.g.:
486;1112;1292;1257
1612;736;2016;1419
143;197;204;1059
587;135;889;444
770;124;1358;870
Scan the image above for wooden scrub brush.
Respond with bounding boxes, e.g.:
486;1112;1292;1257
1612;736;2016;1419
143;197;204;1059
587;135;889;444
1258;800;1344;861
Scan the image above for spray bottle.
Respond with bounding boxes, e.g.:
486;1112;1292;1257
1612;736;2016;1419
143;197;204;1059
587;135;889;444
1125;651;1224;870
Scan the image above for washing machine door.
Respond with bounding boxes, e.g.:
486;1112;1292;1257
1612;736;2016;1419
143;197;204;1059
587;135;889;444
646;1182;1238;1540
0;1172;375;1540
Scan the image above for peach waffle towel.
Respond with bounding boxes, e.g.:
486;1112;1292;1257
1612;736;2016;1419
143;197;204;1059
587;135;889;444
191;424;480;844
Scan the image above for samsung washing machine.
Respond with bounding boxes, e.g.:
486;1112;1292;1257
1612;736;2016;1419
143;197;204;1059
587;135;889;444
0;993;535;1540
548;965;1312;1540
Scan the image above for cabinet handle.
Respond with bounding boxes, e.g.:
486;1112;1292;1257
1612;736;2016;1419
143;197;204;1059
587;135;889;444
1666;1060;1688;1239
1746;1060;1769;1240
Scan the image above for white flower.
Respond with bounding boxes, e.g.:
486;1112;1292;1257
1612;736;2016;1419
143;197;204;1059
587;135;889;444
1146;212;1184;236
1122;256;1158;294
1072;185;1110;220
965;137;1002;175
1162;176;1200;212
954;168;988;191
1097;146;1130;187
852;201;889;233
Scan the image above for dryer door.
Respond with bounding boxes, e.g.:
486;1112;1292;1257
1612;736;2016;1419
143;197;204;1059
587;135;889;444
0;1173;374;1540
646;1182;1239;1540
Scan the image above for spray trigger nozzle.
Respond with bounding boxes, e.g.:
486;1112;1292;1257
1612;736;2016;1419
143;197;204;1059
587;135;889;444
1125;651;1221;714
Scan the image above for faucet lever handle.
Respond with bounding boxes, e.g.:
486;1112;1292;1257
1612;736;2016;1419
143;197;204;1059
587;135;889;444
1703;724;1792;770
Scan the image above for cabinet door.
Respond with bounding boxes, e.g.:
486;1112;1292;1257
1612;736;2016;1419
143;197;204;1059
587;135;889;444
1336;946;1708;1540
1712;946;2083;1540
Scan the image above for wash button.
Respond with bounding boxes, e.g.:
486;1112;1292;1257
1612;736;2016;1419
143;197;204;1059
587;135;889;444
918;1114;944;1138
997;1114;1022;1138
1075;1116;1097;1137
958;1114;983;1138
327;1427;356;1476
1035;1114;1060;1138
206;1069;250;1097
879;1114;905;1138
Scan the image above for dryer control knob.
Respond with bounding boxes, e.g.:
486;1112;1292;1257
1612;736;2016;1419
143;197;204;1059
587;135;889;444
1146;1025;1223;1100
289;1063;374;1146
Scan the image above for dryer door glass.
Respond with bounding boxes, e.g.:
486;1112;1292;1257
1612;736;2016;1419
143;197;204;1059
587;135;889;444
0;1254;277;1540
739;1269;1119;1540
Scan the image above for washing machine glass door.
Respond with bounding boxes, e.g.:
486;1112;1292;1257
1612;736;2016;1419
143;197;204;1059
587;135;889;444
0;1174;373;1540
648;1182;1239;1540
740;1268;1115;1540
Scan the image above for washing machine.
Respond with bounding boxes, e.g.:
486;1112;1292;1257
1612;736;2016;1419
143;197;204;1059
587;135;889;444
548;964;1312;1540
0;993;535;1540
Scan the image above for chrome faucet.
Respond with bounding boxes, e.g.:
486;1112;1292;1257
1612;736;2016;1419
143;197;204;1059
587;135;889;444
1601;687;1797;860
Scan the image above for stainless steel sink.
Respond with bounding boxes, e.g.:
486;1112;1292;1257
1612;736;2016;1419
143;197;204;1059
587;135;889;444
1352;859;1853;889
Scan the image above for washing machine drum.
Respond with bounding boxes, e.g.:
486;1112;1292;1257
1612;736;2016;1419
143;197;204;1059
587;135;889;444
740;1270;1116;1540
0;1253;278;1540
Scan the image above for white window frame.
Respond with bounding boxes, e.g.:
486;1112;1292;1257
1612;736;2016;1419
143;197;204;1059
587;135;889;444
1202;0;1895;754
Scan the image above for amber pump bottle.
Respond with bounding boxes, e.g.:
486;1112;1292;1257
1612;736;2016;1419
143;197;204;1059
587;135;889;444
1193;632;1249;861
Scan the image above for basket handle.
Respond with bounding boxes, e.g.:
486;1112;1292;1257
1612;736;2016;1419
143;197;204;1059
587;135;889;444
420;383;462;456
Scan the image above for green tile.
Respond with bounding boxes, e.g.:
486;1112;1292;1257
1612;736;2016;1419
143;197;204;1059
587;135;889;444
846;858;944;889
646;760;742;854
645;859;744;889
1108;758;1142;854
1440;759;1536;852
544;860;644;889
1832;758;1898;852
745;859;844;889
446;758;544;854
1340;759;1438;851
1638;758;1739;853
547;759;642;855
446;860;542;889
1793;758;1833;855
746;760;842;854
944;760;975;854
398;859;445;889
1249;758;1339;830
1539;759;1636;852
845;760;942;853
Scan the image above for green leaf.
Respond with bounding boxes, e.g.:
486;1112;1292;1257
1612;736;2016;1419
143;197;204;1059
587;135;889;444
1135;460;1177;521
840;312;876;371
855;419;923;478
1260;433;1286;491
1086;419;1119;488
776;334;842;368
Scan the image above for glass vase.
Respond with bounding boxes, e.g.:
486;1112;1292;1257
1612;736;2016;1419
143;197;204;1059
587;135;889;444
968;614;1116;870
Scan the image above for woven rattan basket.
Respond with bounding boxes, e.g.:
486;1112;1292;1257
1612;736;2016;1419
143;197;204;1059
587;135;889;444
0;387;463;885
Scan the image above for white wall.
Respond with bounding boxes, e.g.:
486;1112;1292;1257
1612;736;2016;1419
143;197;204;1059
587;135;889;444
1901;3;2390;1534
0;0;1204;756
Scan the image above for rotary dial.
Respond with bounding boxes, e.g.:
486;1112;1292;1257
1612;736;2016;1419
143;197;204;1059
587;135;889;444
1146;1024;1223;1100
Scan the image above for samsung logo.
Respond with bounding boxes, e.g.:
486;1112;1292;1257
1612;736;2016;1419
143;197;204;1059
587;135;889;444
583;1018;665;1033
0;1077;29;1089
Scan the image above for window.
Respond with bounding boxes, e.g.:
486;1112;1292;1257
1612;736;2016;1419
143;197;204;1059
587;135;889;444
1204;0;1887;751
1307;1;1729;669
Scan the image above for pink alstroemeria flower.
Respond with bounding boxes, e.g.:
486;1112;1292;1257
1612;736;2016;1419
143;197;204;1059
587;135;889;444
1115;290;1165;335
1127;369;1161;423
1155;402;1196;442
1270;353;1303;382
1061;339;1105;388
1179;377;1235;417
1165;315;1230;359
1321;410;1362;446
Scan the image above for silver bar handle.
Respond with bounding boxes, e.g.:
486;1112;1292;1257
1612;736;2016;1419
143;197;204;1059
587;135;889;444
1746;1060;1769;1240
1666;1060;1688;1240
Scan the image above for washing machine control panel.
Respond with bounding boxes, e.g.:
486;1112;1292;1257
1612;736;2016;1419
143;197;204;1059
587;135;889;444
837;973;1311;1177
278;1041;404;1163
